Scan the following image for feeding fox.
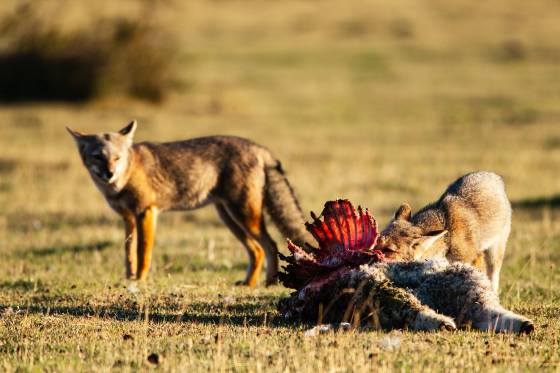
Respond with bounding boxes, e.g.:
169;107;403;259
376;171;511;293
279;199;533;334
67;121;310;286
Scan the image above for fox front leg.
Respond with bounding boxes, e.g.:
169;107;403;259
123;213;138;279
136;206;158;281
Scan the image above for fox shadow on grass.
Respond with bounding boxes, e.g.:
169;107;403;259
21;241;113;258
0;294;289;327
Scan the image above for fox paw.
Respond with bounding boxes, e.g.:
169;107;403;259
265;277;278;287
235;280;257;287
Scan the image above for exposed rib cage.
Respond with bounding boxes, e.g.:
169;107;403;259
279;199;384;290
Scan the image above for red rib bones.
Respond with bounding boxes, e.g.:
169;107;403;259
279;199;384;290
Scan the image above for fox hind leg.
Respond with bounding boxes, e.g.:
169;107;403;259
255;219;279;286
484;226;509;294
226;198;280;286
215;204;264;287
217;167;280;286
484;241;506;294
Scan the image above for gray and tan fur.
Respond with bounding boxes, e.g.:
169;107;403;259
279;258;534;334
67;121;311;286
377;171;511;293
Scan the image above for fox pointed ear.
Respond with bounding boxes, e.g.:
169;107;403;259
394;203;412;221
118;120;137;141
417;230;447;252
66;127;87;151
66;126;84;140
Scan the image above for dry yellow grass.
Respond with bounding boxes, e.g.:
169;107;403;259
0;0;559;371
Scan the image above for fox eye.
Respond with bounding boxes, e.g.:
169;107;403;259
114;155;120;161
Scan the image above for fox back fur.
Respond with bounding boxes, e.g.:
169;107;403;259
377;171;511;292
67;121;310;285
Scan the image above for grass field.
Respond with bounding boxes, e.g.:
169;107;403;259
1;0;560;371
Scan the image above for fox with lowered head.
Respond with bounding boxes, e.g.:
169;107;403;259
67;121;310;286
376;171;511;293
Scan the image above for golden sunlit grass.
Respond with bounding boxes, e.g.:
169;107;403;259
0;0;559;371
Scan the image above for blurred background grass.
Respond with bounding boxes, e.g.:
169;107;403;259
0;0;559;371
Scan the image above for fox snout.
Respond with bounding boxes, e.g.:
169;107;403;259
104;159;121;182
375;236;403;260
90;160;117;182
100;169;114;182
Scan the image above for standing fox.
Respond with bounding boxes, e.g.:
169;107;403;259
66;121;310;286
377;171;511;293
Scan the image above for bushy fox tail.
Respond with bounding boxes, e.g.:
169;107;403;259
264;161;311;246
